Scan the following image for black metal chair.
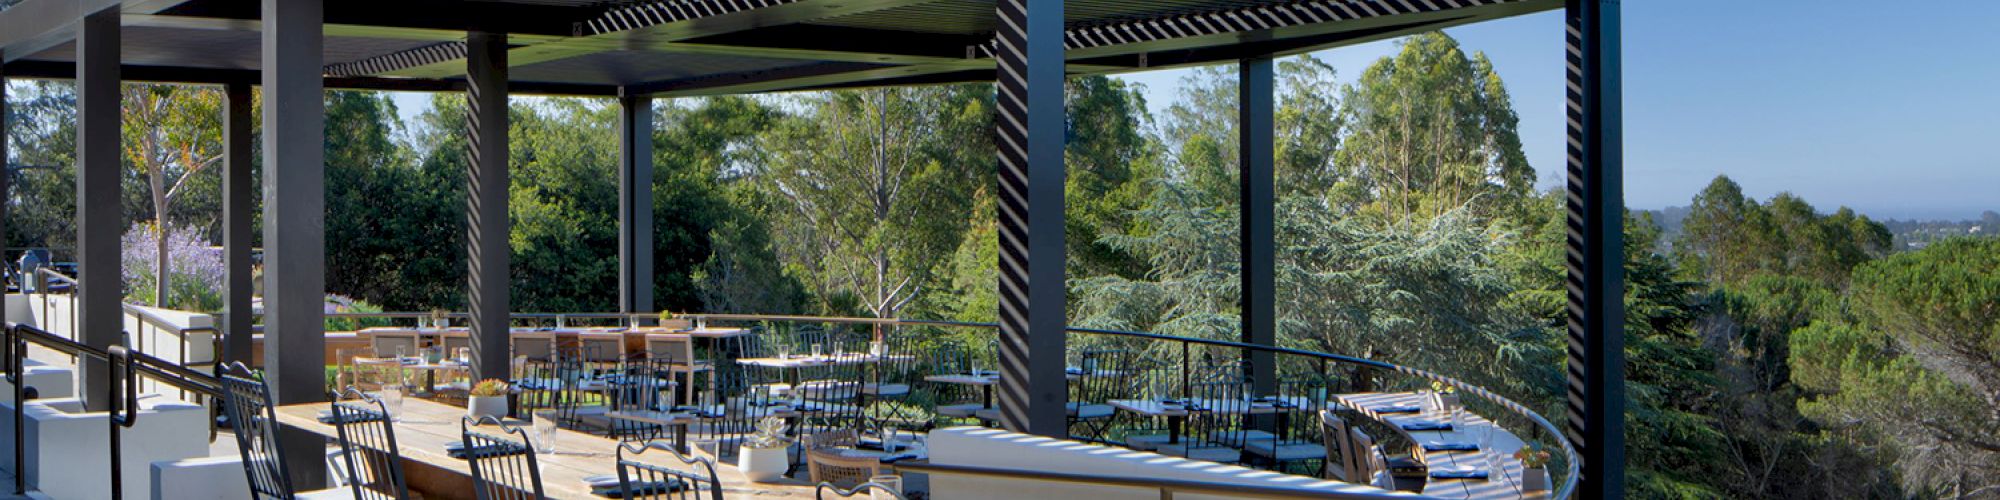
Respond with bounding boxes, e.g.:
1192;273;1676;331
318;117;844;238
1066;349;1136;443
795;342;865;437
329;387;411;500
1155;380;1247;464
695;365;783;460
615;440;726;499
220;363;296;500
460;416;545;500
925;342;986;423
1241;376;1329;473
606;359;674;443
219;362;352;500
861;331;921;429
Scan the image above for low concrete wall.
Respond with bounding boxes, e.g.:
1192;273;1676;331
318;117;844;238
0;396;210;500
0;358;75;402
927;426;1418;500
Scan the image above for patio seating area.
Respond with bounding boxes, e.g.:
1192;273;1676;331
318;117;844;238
0;0;1626;498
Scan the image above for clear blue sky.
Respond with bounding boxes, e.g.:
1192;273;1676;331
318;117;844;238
394;0;1998;221
1122;0;2000;221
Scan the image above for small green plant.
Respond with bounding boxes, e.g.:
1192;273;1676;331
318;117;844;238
658;310;677;323
1515;443;1552;468
469;379;510;398
430;308;450;327
1430;380;1457;394
745;416;791;449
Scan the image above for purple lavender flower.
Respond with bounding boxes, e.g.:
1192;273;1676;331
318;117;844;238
121;223;225;312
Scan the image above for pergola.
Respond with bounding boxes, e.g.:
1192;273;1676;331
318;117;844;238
0;0;1624;495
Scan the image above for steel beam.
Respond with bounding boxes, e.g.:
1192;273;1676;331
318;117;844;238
0;52;8;320
1238;56;1275;398
617;91;654;316
74;5;122;413
221;81;252;366
1565;0;1625;497
992;0;1066;437
464;31;511;383
261;0;328;488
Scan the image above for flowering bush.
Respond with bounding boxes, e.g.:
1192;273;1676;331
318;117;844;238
121;223;224;312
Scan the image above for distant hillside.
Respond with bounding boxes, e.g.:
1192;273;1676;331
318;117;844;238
1639;206;1997;252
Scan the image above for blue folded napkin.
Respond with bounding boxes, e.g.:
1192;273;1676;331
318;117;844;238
445;441;524;459
1430;468;1489;480
1373;404;1422;414
879;452;923;464
1399;420;1453;431
315;410;375;425
1422;442;1480;452
585;474;685;498
1065;367;1084;375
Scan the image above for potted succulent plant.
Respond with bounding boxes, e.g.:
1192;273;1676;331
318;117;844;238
1515;443;1553;491
429;308;450;329
467;379;511;420
739;416;792;483
1429;381;1461;412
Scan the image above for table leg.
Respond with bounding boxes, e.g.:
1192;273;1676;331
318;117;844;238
1169;416;1184;445
675;423;689;454
982;386;993;409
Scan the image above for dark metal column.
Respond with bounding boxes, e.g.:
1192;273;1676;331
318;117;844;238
0;51;8;311
464;31;511;382
1238;56;1276;397
75;6;122;412
1566;0;1625;497
993;0;1067;437
222;81;254;367
262;0;328;488
617;91;654;316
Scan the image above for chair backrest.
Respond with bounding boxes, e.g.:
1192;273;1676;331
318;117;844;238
372;332;420;358
330;388;411;500
1069;349;1136;405
1319;410;1353;482
649;337;698;365
460;416;545;500
804;447;887;490
219;363;295;499
1349;428;1390;489
440;332;472;358
579;335;624;362
616;441;725;500
815;481;907;500
869;331;921;387
512;333;557;361
1187;380;1249;453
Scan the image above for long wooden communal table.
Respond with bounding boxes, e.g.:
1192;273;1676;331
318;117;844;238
275;398;818;499
1335;392;1549;500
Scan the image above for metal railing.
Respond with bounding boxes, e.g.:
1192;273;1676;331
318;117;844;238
3;322;223;498
896;462;1414;499
681;313;1582;500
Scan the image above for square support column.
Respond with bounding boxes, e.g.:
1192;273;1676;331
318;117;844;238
262;0;328;488
617;91;654;317
0;51;9;311
1565;0;1625;497
992;0;1067;437
464;31;511;382
1238;56;1276;397
222;81;254;366
74;6;122;412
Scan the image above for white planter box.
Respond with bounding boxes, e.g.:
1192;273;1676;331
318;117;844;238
738;446;789;483
0;396;209;500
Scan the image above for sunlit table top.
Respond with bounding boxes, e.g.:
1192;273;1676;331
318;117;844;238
275;398;819;499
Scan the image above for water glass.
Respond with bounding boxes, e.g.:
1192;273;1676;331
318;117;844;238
1451;408;1466;428
778;345;791;360
380;385;404;420
882;425;900;454
395;345;408;360
532;411;559;455
810;343;823;359
868;475;903;500
455;348;471;365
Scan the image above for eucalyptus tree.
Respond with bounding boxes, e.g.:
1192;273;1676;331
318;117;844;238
752;86;991;318
121;83;223;307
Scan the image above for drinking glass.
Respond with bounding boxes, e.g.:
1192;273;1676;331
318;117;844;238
810;343;823;359
455;348;471;365
380;385;404;420
778;345;792;360
882;425;900;455
395;345;408;360
868;475;903;500
532;410;559;455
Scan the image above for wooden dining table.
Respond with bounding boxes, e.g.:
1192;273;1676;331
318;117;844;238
1336;392;1548;499
275;398;820;499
